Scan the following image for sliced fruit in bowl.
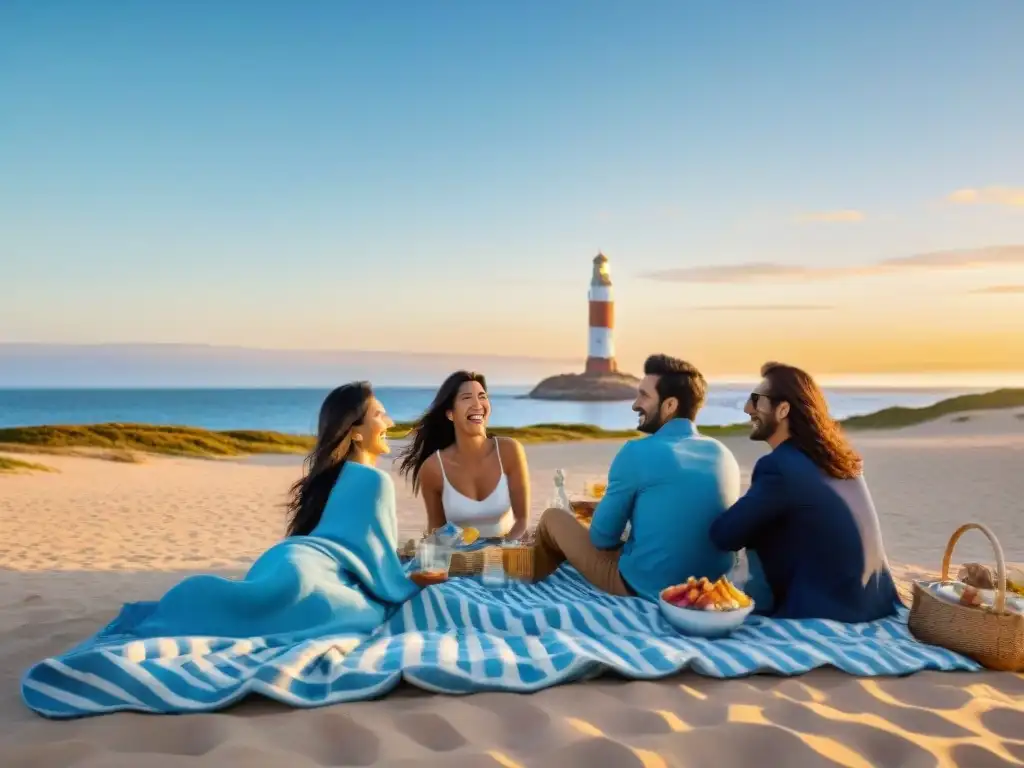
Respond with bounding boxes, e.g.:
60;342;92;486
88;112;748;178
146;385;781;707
659;576;754;637
662;576;752;611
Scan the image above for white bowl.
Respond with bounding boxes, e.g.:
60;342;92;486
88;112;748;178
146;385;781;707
658;597;754;638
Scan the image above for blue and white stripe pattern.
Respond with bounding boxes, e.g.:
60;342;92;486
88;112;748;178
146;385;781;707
21;566;980;719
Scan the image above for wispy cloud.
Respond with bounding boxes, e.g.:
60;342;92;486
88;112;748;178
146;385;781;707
642;245;1024;284
690;304;833;312
947;187;1024;208
969;284;1024;295
794;210;865;223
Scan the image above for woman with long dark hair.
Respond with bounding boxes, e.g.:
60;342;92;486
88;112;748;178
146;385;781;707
286;381;391;536
397;371;530;540
709;362;899;623
102;382;425;641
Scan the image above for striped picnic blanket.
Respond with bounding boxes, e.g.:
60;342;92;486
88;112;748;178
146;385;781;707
21;565;979;718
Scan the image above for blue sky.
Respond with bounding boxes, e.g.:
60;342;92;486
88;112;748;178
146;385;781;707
2;1;1022;378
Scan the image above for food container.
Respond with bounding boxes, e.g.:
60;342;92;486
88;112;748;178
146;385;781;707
659;578;755;638
659;595;754;638
928;581;1024;614
908;522;1024;671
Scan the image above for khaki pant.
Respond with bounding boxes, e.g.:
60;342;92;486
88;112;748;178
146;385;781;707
533;508;632;596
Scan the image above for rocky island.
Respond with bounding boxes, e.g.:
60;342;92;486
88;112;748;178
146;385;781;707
527;371;641;401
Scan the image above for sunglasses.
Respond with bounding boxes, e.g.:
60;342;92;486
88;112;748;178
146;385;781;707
748;392;775;408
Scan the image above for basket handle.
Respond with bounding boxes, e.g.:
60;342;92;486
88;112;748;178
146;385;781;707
940;522;1007;614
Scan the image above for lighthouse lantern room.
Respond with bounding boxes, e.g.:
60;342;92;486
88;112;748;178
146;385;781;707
585;252;617;375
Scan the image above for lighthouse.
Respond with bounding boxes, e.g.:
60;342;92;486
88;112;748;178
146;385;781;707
585;252;617;375
526;251;638;399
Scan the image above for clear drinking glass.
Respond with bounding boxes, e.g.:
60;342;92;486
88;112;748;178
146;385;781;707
581;475;608;500
414;540;451;585
482;546;506;588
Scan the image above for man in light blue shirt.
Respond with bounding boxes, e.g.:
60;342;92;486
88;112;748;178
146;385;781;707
533;354;742;601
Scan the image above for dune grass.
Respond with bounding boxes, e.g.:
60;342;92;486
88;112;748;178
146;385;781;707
0;422;634;459
0;455;55;474
839;388;1024;430
0;388;1019;460
0;424;314;459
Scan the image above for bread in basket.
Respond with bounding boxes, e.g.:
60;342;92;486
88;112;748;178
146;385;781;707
908;522;1024;672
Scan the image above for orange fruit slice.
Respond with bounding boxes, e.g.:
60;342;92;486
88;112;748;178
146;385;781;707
461;527;480;545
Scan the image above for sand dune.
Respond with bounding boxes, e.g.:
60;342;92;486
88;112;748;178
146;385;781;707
2;410;1023;766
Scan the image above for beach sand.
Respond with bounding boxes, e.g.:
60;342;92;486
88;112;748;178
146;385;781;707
2;409;1023;766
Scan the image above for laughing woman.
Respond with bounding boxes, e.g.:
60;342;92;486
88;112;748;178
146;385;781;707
100;382;425;642
397;371;530;541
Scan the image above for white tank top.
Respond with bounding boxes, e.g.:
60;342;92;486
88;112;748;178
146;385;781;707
437;438;514;538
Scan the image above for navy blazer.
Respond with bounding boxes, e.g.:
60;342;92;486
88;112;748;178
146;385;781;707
709;440;899;623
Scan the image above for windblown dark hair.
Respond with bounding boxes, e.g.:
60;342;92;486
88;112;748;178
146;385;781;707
397;370;486;494
285;381;373;536
643;354;707;420
761;362;863;480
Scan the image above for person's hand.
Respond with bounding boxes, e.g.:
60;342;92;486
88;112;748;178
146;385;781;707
505;522;528;542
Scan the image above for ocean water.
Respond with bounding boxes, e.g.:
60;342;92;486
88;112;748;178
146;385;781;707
0;386;981;434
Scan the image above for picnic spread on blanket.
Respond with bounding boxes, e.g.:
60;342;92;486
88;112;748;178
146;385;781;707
19;470;1023;720
21;564;980;719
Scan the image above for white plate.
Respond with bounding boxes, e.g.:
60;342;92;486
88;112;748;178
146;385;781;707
922;580;1024;614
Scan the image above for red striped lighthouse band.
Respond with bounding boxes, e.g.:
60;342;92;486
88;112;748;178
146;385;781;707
589;300;613;328
585;356;617;374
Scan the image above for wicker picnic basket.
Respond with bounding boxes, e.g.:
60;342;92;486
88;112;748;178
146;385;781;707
449;545;537;581
908;522;1024;671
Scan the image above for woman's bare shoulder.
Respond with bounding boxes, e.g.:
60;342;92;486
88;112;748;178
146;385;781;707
416;451;444;489
495;436;528;470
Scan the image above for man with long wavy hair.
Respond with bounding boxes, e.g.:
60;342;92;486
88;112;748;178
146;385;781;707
709;362;900;622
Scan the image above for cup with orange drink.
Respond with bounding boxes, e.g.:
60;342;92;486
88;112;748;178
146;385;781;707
411;539;452;586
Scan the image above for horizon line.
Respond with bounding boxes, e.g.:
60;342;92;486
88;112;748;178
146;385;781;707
2;375;1022;391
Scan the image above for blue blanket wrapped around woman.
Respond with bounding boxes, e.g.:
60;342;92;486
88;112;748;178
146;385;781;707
102;463;419;645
